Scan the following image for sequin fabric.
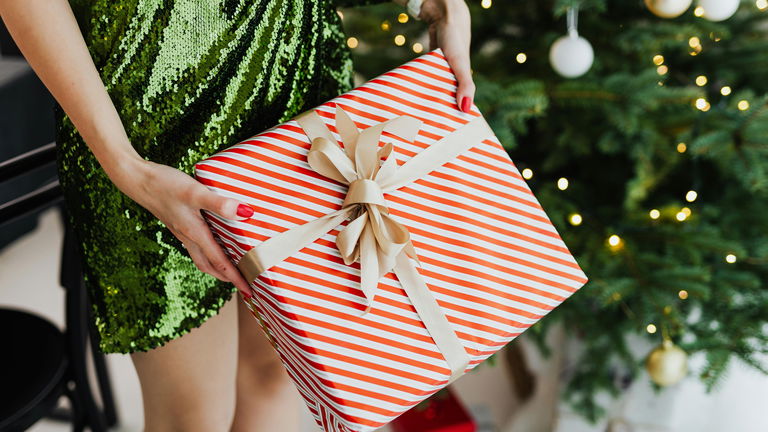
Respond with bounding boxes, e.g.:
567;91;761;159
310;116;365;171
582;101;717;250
54;0;387;354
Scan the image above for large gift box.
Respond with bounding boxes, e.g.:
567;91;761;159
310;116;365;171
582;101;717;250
193;49;588;432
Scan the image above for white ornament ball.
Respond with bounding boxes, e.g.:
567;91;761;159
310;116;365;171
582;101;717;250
698;0;739;21
549;34;594;78
644;0;693;18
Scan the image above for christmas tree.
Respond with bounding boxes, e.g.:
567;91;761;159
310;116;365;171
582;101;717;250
340;0;768;422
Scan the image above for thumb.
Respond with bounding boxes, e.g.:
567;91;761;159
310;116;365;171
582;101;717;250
198;187;253;220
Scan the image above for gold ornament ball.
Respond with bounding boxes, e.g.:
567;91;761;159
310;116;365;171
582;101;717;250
646;339;688;386
644;0;693;18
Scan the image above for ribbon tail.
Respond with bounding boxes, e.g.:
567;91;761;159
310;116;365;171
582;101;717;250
403;241;421;267
393;252;470;383
358;224;379;315
237;209;350;283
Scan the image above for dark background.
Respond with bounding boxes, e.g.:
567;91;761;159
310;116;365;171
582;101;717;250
0;19;57;251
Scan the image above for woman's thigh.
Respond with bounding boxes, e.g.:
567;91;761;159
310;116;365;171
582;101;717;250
235;295;285;382
232;294;301;432
130;291;239;432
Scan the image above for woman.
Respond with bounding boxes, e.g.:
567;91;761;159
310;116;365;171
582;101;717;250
0;0;474;430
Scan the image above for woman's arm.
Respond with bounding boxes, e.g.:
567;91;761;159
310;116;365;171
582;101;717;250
395;0;475;112
0;0;140;181
0;0;252;292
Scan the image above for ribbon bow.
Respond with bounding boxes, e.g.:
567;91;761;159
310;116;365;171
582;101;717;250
237;105;493;382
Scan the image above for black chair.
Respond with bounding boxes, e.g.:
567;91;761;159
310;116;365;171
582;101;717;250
0;142;118;431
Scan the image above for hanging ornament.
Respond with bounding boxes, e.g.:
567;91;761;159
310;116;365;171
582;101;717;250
645;338;688;386
697;0;739;21
549;7;594;78
644;0;693;18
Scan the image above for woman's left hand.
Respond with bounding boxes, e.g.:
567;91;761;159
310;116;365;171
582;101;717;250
418;0;474;113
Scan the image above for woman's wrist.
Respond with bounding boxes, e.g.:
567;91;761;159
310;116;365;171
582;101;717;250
100;144;153;197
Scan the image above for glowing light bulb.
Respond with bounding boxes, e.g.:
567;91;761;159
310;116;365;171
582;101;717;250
695;75;708;86
569;213;583;226
677;142;687;153
516;52;527;64
657;65;669;75
647;324;657;334
725;254;737;263
608;235;622;247
678;290;689;299
522;168;533;179
653;54;665;65
689;36;701;48
685;190;698;202
394;34;406;46
676;211;688;221
381;20;391;31
649;209;661;219
694;6;705;16
481;0;492;8
720;86;732;96
738;100;750;110
557;177;569;190
412;42;423;53
398;13;409;23
346;37;358;49
757;0;768;10
695;98;710;111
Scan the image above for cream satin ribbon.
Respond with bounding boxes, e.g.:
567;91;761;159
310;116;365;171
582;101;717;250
237;105;493;383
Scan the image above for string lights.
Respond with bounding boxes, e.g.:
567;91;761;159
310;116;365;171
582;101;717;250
340;1;759;278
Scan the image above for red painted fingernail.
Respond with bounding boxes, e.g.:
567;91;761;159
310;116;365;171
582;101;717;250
237;204;254;218
461;97;472;113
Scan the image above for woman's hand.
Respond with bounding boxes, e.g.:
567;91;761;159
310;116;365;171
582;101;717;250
418;0;475;113
113;157;253;293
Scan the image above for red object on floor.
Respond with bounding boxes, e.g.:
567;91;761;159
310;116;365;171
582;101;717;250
390;387;476;432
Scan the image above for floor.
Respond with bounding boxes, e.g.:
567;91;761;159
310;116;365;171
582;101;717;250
1;207;512;431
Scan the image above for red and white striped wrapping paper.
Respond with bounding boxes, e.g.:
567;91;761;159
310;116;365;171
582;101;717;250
193;49;588;432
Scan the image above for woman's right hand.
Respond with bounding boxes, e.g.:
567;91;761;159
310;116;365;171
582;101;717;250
112;157;254;293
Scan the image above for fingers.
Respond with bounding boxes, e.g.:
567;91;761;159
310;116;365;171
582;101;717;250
169;213;251;293
431;8;475;113
172;228;230;281
196;185;253;220
184;240;229;282
188;215;252;293
172;232;223;282
445;46;475;113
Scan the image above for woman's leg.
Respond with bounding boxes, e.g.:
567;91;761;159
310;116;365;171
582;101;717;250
231;294;302;432
130;292;239;432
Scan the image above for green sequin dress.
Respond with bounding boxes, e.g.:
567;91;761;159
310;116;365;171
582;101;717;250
54;0;386;354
